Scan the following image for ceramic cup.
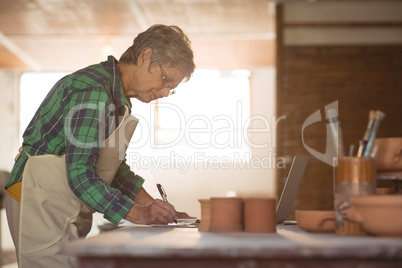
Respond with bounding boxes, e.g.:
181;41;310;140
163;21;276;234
209;197;243;232
244;198;276;233
198;199;211;232
333;157;376;235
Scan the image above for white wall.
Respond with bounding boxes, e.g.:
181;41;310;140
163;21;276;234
0;70;20;171
0;69;21;250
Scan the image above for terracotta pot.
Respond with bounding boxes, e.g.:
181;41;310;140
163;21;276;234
244;198;276;233
209;197;243;232
373;137;402;171
198;199;211;232
295;210;335;233
348;195;402;237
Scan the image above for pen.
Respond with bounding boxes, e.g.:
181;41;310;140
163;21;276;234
156;183;177;224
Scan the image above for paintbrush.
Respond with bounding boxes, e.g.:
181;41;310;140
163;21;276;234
357;110;376;157
363;110;385;157
327;109;345;158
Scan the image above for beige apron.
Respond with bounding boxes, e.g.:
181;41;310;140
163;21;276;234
17;106;138;268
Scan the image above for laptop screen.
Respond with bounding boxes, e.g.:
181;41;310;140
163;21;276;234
276;155;309;223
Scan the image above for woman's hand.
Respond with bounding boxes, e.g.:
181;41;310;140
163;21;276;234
176;211;196;219
124;199;177;225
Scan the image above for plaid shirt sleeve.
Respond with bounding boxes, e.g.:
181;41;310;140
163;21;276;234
110;159;144;201
65;87;142;224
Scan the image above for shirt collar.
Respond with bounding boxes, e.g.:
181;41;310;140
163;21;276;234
105;55;132;109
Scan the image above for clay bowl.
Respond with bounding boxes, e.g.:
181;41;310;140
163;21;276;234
295;210;335;233
373;137;402;171
349;195;402;237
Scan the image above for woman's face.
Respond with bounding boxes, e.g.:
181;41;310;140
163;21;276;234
129;64;185;103
120;47;186;103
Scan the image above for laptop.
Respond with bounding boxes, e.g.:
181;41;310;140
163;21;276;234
276;155;309;224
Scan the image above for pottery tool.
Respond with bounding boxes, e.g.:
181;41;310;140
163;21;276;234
363;111;385;157
157;183;177;224
327;109;345;158
357;110;376;157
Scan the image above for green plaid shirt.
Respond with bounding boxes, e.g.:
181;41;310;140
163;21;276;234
7;56;144;224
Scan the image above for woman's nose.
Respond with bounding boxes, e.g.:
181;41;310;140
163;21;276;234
160;87;170;97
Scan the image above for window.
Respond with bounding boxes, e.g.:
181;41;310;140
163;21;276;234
129;69;251;163
19;72;69;143
20;69;252;163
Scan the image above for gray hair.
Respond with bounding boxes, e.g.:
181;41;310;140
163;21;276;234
119;24;196;81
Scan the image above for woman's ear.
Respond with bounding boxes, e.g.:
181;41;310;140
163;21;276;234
137;47;153;68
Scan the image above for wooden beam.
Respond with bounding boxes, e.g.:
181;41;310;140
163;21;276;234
127;0;150;31
275;3;283;200
284;22;402;28
191;39;275;68
0;32;42;71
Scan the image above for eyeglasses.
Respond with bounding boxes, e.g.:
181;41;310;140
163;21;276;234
159;64;176;95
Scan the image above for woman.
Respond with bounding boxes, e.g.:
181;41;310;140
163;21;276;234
5;24;196;268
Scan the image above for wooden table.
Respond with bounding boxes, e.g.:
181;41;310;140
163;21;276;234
63;223;402;268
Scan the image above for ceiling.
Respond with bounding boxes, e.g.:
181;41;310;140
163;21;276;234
0;0;277;72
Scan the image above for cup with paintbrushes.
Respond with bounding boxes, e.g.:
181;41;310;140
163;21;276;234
334;156;376;235
330;109;385;235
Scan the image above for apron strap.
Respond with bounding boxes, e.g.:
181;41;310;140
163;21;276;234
15;146;31;161
123;105;129;118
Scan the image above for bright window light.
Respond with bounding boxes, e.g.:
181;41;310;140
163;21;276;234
129;69;252;162
20;69;251;163
19;72;69;142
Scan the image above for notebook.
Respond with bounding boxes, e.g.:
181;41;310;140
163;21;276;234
276;155;309;224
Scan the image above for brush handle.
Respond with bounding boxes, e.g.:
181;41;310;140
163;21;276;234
357;140;367;157
362;121;374;141
363;119;383;157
